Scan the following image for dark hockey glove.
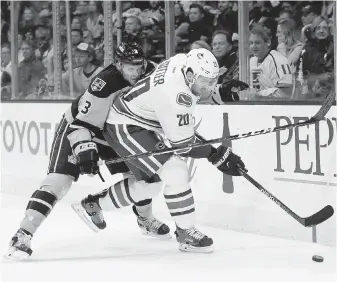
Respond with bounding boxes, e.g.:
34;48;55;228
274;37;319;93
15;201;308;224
219;80;249;102
73;141;99;175
208;146;247;176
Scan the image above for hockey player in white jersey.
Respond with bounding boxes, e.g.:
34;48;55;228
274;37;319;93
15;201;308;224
72;48;247;253
249;24;293;98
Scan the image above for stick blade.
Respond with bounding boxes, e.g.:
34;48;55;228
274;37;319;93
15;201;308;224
304;205;334;227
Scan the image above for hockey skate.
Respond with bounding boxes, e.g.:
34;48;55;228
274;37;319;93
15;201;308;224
7;228;33;260
175;226;213;253
132;206;171;239
72;193;106;232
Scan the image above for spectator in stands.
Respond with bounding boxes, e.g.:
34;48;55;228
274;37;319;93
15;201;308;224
301;16;334;99
17;40;46;98
1;44;11;75
61;43;103;97
1;70;12;100
86;1;104;39
211;30;238;83
38;6;52;27
140;1;165;27
91;20;105;65
174;2;187;29
190;40;211;51
112;1;140;29
214;1;238;34
124;16;142;37
73;0;89;27
276;18;303;69
72;17;82;30
19;6;39;35
277;9;293;22
176;3;213;46
123;15;151;51
71;29;84;54
24;29;35;42
301;4;319;28
248;24;292;99
1;10;10;44
34;23;52;66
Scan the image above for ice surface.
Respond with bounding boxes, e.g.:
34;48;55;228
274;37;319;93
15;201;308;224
0;193;335;282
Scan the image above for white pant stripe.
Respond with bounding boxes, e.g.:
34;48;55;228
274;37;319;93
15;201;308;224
111;184;123;208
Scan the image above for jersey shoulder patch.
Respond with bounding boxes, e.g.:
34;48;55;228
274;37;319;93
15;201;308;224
176;92;192;107
91;77;106;92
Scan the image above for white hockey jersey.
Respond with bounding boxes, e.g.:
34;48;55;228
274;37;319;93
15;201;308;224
250;50;293;97
106;54;198;147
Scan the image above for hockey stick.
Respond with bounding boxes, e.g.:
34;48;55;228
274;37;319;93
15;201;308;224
238;167;334;227
105;91;335;165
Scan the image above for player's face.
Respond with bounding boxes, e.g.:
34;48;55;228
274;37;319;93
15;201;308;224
314;20;329;40
121;63;144;85
192;75;217;101
249;33;270;60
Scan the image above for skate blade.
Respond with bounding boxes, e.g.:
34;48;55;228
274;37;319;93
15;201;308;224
179;243;214;254
140;229;172;240
71;203;100;233
6;247;31;260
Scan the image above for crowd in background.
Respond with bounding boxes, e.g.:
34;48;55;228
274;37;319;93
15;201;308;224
1;1;335;101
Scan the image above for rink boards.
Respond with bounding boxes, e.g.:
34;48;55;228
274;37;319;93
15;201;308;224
1;102;336;246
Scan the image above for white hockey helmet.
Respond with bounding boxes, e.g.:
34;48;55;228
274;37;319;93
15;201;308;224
183;48;219;88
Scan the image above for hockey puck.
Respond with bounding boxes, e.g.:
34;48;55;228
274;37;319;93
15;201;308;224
312;255;324;262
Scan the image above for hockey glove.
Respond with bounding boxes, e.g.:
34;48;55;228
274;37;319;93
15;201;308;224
208;146;247;176
73;141;99;175
219;80;249;102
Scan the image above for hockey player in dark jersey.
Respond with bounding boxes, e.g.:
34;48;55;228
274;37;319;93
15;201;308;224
7;42;170;260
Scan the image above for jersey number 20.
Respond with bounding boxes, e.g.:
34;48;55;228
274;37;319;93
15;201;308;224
177;114;189;126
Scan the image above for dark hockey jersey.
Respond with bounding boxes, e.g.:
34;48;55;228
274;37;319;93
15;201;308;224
65;61;156;148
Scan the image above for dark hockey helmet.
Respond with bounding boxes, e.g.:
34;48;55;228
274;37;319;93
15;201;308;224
115;42;145;65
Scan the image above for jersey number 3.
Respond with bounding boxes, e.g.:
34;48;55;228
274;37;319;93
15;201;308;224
81;100;92;114
177;114;189;126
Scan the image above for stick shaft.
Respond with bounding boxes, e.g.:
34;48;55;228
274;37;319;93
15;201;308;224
105;119;313;165
238;168;303;224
